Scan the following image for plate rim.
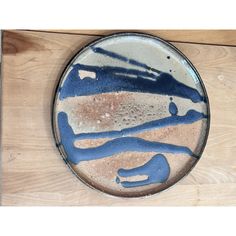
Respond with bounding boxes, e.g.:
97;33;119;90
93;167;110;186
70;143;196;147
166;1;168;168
51;31;211;199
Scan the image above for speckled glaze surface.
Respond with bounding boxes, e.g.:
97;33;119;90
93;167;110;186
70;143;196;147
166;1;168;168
52;33;210;198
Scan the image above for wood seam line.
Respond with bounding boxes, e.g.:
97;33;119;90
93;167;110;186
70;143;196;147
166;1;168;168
12;29;236;48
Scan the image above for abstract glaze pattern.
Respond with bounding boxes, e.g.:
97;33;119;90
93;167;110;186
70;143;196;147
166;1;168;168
54;34;209;195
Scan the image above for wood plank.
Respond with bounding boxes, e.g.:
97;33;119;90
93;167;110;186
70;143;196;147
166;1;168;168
2;30;236;205
30;29;236;46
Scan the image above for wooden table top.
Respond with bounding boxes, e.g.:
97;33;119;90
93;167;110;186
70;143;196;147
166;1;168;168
1;30;236;205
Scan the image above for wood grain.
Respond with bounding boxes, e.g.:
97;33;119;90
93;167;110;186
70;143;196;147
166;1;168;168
31;30;236;46
1;30;236;205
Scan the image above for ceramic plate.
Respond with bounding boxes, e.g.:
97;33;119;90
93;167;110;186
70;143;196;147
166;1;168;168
52;33;210;198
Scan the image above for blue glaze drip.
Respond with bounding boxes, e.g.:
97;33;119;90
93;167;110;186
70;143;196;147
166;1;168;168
91;46;162;74
116;176;120;184
74;109;206;140
169;101;178;116
58;112;194;165
117;154;170;188
59;48;205;103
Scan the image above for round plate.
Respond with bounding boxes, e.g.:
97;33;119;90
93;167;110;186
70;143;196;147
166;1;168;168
52;32;210;198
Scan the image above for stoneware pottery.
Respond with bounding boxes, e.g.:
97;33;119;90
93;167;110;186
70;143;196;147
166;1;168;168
52;32;210;198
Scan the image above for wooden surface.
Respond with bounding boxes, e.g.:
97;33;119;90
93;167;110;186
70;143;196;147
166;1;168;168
1;30;236;206
33;30;236;46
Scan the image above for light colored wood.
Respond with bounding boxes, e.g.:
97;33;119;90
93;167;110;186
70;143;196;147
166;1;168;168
35;29;236;46
2;30;236;206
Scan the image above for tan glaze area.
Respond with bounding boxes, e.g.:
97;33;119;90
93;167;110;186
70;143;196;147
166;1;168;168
78;70;96;80
71;121;203;197
74;138;111;148
57;92;206;134
74;120;206;153
57;90;207;196
136;120;207;154
71;152;195;197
